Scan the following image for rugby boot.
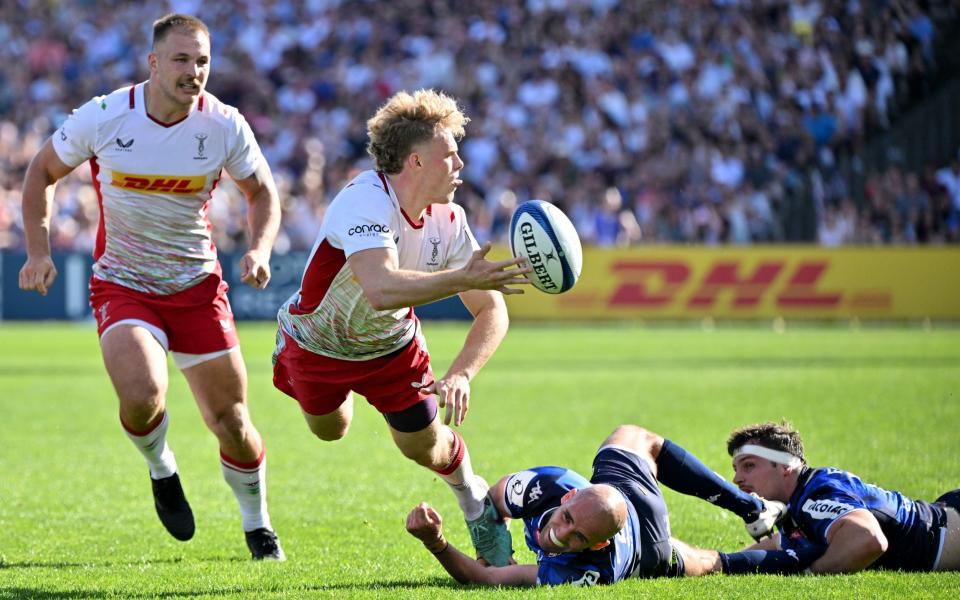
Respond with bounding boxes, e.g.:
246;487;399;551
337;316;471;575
745;495;787;541
465;497;513;566
245;527;286;561
151;473;195;541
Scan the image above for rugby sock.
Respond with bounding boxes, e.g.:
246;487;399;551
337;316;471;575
121;411;178;479
435;430;487;520
655;439;763;519
719;546;820;574
221;449;271;532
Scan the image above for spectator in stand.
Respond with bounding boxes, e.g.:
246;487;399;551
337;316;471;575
0;0;957;250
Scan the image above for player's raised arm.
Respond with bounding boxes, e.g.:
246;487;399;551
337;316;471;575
19;138;76;296
406;503;536;586
234;160;281;289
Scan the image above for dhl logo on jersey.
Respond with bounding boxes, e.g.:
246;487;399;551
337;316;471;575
111;171;206;194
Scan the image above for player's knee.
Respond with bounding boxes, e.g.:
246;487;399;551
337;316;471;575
304;411;351;441
606;425;663;456
310;422;349;441
118;379;165;408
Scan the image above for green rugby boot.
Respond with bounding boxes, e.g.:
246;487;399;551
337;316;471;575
465;497;513;566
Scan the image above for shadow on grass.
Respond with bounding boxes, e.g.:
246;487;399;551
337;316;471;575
0;577;461;599
0;556;247;570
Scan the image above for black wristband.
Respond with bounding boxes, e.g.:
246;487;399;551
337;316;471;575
427;539;449;555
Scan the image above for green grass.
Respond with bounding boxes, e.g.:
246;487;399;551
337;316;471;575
1;321;958;598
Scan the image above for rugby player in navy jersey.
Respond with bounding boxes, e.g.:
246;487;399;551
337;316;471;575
406;424;820;586
727;421;960;573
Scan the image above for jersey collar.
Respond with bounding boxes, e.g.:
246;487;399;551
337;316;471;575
133;81;203;128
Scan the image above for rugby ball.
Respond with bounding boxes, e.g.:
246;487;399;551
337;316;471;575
509;200;583;294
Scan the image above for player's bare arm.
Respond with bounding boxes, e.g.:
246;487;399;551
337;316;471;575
809;509;888;573
19;138;76;296
233;160;281;289
406;503;537;586
742;533;782;552
669;537;726;576
348;243;530;311
421;289;509;426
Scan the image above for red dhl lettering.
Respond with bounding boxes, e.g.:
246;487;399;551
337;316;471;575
111;172;205;195
687;261;783;308
608;260;842;309
609;261;689;306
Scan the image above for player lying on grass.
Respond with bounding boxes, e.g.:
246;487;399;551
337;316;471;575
728;421;960;573
406;424;819;586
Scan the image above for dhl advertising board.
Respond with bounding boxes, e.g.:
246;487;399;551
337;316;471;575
498;247;960;320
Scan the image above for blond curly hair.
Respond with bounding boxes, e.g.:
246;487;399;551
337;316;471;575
366;89;469;174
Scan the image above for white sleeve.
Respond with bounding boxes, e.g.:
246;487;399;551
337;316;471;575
325;187;396;257
224;109;263;181
445;204;480;270
52;97;101;167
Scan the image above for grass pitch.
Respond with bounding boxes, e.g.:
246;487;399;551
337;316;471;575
0;321;958;599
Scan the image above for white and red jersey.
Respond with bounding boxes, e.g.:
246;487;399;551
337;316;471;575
53;82;263;295
277;170;479;360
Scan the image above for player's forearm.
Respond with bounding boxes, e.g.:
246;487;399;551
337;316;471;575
245;186;281;256
422;537;490;584
21;166;57;257
445;296;509;381
810;533;885;573
811;511;888;574
741;534;782;552
364;268;469;310
670;538;723;576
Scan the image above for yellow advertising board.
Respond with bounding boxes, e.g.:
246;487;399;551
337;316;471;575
495;246;960;320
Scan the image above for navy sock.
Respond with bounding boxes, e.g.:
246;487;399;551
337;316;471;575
655;439;763;520
719;546;821;575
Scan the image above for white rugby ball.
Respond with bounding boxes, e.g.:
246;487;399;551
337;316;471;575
509;200;583;294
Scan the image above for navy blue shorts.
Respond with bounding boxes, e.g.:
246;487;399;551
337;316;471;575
590;446;678;577
935;488;960;512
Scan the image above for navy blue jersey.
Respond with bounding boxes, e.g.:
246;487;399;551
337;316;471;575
779;467;949;571
499;447;677;586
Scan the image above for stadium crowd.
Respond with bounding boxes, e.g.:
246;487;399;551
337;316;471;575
1;0;959;254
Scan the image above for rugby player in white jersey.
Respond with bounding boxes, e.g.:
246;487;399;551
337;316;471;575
273;89;531;566
19;13;284;560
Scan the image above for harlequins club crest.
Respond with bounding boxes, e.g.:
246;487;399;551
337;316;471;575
427;237;441;266
194;133;207;159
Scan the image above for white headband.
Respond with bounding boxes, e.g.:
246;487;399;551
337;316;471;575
733;444;803;469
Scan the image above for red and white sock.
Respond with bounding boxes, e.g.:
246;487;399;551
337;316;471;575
121;411;177;479
434;430;488;520
221;449;271;532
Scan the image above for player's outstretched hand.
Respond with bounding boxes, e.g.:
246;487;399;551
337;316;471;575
240;250;271;289
421;373;470;426
19;255;58;296
461;242;532;295
406;502;445;546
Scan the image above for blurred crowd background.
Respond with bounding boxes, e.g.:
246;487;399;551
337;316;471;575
1;0;959;256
